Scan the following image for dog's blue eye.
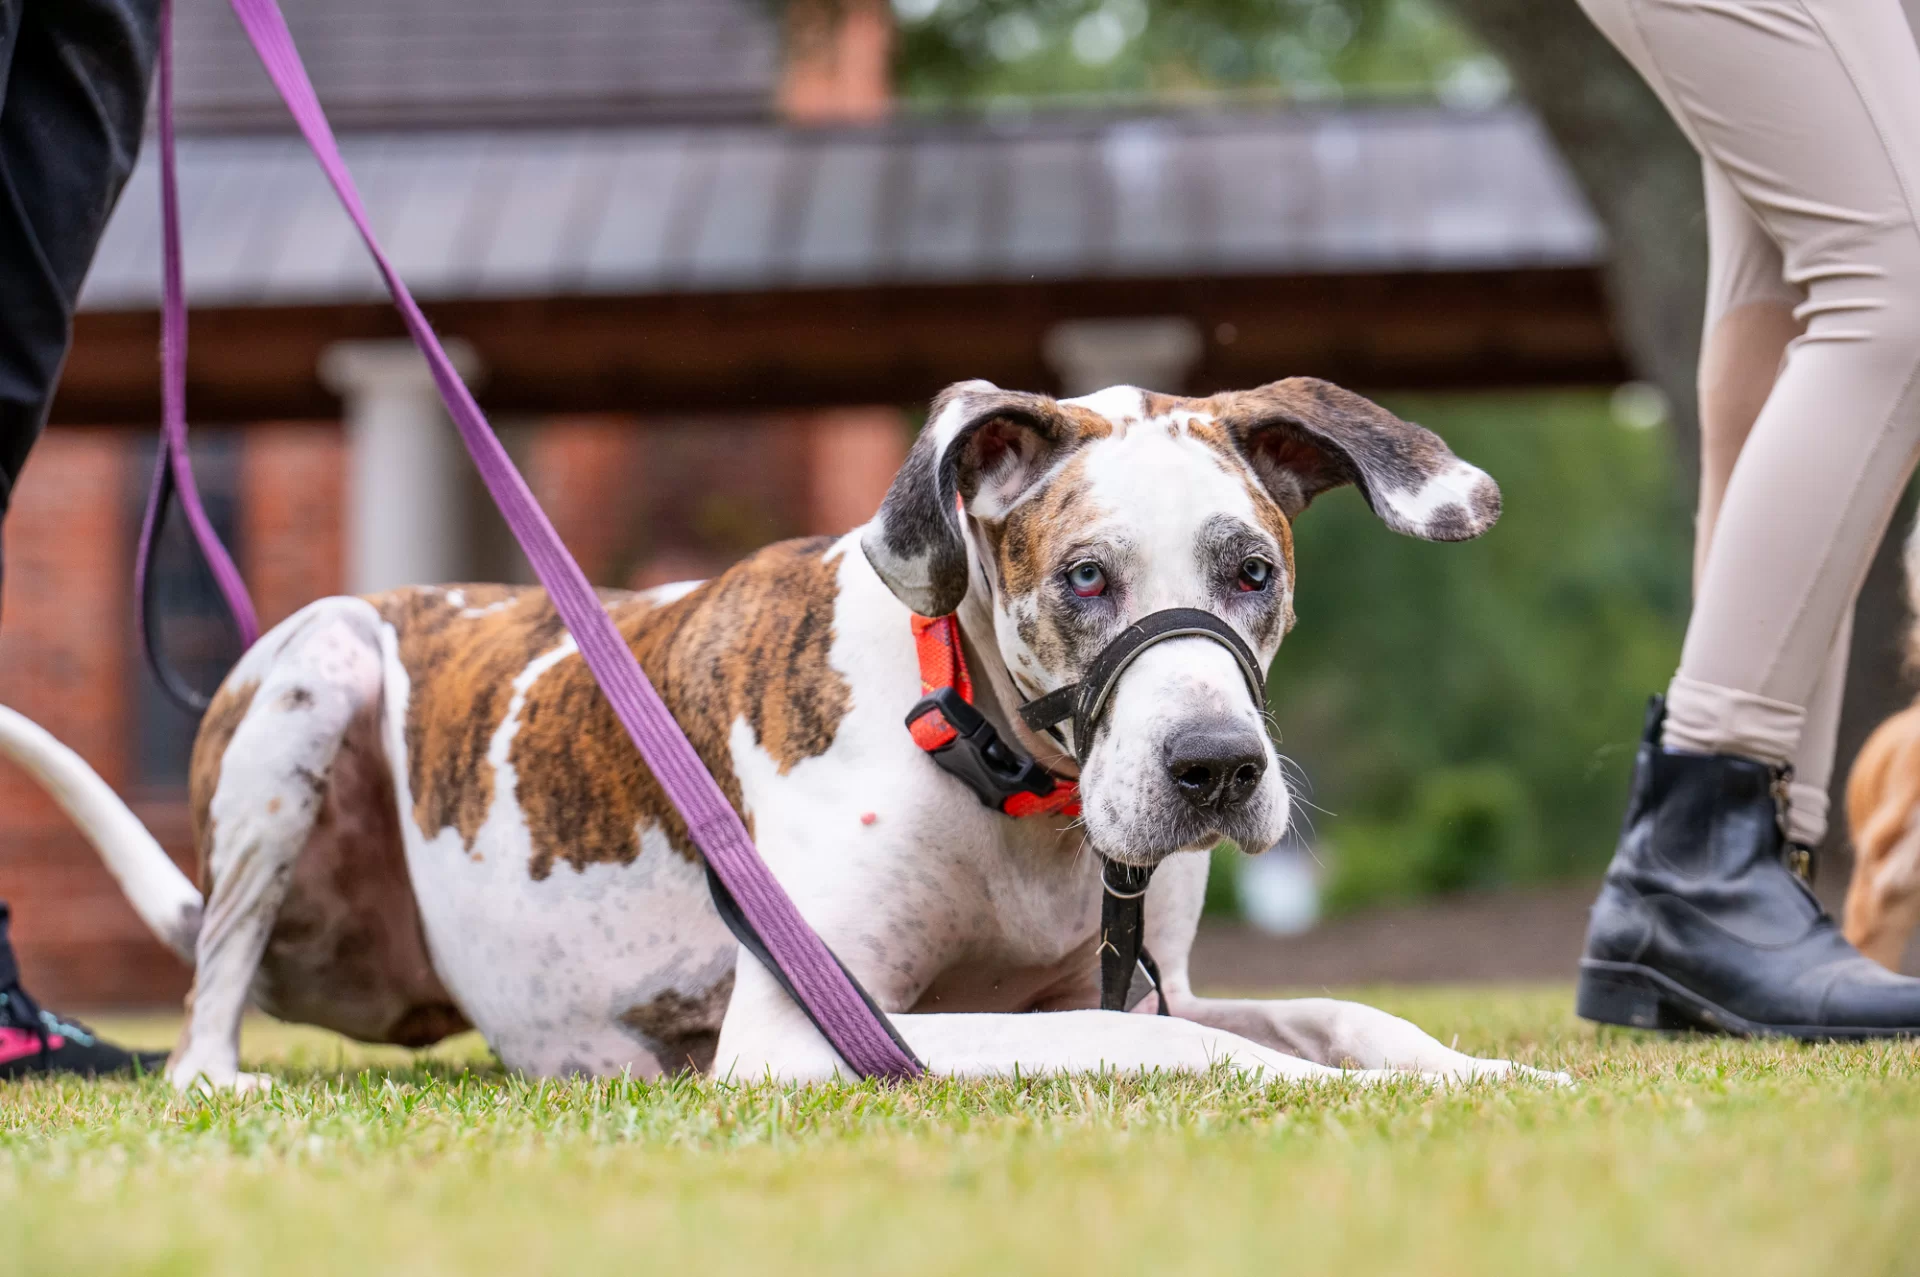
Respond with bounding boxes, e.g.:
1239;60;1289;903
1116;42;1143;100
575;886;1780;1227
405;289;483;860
1066;561;1107;597
1237;557;1272;592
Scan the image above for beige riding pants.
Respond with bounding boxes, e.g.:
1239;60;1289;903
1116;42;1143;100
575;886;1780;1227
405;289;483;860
1577;0;1920;845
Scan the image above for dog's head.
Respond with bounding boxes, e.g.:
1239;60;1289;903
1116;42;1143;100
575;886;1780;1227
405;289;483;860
862;378;1499;865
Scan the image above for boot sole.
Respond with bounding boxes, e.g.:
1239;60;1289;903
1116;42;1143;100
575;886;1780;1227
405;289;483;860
1576;960;1920;1041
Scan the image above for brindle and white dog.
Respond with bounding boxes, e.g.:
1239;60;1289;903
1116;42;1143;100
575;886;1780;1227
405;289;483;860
1;377;1558;1091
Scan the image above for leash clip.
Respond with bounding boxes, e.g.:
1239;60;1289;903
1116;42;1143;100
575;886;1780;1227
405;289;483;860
907;687;1061;811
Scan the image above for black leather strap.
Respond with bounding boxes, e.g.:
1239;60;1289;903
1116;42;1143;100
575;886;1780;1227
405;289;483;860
1099;860;1167;1015
1021;608;1266;759
139;463;220;716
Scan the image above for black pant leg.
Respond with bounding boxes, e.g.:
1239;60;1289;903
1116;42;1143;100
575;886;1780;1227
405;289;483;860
0;0;159;519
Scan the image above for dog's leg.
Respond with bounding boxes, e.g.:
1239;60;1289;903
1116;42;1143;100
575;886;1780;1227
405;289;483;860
169;606;384;1093
712;953;1378;1084
713;851;1564;1085
1142;851;1569;1084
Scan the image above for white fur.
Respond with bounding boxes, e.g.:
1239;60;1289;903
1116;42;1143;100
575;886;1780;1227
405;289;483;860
1377;458;1496;536
1061;384;1149;422
0;706;201;961
641;579;705;607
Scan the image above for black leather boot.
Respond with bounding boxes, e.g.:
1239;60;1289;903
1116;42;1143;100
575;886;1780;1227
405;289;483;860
1578;697;1920;1038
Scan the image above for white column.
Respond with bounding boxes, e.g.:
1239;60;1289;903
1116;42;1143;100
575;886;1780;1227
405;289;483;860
1041;317;1204;397
318;338;482;594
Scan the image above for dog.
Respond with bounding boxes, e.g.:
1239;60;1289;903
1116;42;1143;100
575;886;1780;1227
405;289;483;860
1845;521;1920;970
0;377;1558;1091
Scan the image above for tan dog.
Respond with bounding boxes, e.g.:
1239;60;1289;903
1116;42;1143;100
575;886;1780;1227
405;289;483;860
1845;703;1920;968
1845;522;1920;969
0;378;1563;1091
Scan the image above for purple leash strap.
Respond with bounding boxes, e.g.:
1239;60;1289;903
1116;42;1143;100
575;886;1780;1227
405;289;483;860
146;0;922;1080
136;0;260;712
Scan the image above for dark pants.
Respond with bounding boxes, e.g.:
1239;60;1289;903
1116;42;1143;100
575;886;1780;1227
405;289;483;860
0;0;158;520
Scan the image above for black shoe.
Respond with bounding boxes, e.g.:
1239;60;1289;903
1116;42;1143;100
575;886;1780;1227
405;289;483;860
1578;697;1920;1039
0;903;168;1079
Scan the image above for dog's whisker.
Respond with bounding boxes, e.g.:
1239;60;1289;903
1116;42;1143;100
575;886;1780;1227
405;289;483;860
1289;792;1333;819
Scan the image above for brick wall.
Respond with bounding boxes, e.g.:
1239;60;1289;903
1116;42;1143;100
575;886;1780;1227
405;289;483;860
0;424;345;1010
242;424;346;629
0;429;198;1008
799;408;907;537
529;415;648;585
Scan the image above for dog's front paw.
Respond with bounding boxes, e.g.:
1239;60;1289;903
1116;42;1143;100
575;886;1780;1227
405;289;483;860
1428;1057;1573;1087
167;1055;275;1096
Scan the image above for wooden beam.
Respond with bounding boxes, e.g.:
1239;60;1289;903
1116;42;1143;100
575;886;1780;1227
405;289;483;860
53;267;1625;426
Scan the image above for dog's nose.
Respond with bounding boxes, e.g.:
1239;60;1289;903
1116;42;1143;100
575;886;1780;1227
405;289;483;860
1165;726;1267;812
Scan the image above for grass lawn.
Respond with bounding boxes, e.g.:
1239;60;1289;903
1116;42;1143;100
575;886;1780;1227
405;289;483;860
6;985;1919;1276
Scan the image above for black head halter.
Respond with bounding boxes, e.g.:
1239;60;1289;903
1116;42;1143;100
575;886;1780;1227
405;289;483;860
1018;607;1267;761
1014;608;1270;1014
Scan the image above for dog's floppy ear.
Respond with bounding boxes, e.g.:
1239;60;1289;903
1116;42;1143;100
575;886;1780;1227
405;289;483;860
1215;378;1501;541
862;380;1081;616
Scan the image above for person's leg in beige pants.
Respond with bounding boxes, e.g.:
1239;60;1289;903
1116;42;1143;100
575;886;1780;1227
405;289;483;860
1694;165;1850;853
1574;0;1920;1036
1581;0;1920;778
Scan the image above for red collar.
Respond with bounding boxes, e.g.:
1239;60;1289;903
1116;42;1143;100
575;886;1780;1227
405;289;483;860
906;614;1081;819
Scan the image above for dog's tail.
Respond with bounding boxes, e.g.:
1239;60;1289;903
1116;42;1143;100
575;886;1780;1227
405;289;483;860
0;704;201;963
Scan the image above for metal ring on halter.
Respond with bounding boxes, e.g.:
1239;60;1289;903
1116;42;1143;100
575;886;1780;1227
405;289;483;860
1101;859;1155;900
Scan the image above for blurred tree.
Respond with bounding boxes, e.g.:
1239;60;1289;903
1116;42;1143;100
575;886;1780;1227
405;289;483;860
890;0;1498;105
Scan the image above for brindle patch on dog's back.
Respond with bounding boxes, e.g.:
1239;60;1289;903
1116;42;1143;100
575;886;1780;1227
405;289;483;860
372;585;562;850
460;538;854;879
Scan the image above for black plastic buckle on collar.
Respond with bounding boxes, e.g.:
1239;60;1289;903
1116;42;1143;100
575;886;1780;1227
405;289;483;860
907;686;1061;811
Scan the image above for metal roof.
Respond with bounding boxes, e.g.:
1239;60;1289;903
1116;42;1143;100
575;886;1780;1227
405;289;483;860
173;0;780;130
79;105;1603;313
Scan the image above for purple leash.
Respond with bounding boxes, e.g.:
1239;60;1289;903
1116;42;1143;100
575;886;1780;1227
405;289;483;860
134;0;260;711
141;0;922;1081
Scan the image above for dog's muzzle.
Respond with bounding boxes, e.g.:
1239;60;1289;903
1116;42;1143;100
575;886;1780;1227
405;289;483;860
1020;608;1269;1016
909;607;1269;1016
1017;607;1267;758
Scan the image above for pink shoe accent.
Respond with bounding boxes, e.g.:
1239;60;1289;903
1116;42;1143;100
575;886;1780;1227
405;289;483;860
0;1026;63;1065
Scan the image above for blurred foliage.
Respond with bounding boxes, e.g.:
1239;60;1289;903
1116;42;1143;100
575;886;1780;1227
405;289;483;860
1272;391;1688;912
884;0;1506;106
1319;765;1539;913
1204;842;1245;916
